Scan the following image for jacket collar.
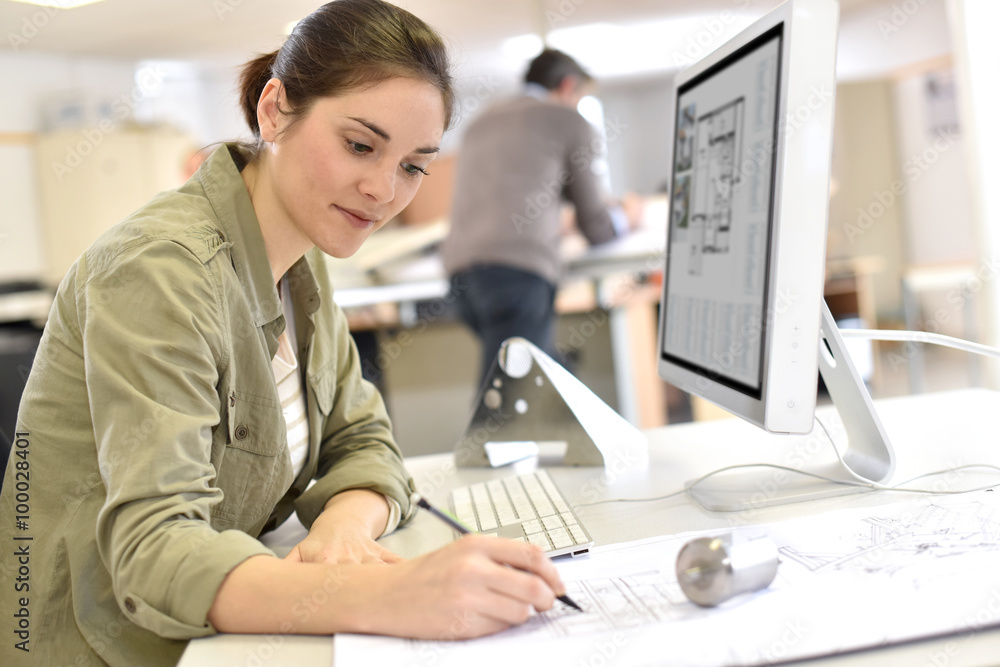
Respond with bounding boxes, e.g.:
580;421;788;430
195;145;322;348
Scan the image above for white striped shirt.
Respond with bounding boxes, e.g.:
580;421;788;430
274;277;402;536
274;281;309;478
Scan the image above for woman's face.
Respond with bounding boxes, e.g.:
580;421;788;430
262;77;446;258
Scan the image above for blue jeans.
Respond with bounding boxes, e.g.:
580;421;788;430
450;265;558;386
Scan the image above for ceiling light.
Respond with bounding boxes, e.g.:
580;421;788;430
9;0;108;8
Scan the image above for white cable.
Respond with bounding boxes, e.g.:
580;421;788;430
575;460;1000;509
573;414;1000;509
809;414;1000;493
574;330;1000;510
838;328;1000;360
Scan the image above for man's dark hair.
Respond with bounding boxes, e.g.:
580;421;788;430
524;48;593;91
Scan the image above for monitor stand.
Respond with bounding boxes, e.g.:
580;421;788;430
688;300;896;511
453;337;648;468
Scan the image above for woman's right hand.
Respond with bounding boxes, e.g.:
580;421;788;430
348;534;566;639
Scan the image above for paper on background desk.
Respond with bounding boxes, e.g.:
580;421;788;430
336;489;1000;666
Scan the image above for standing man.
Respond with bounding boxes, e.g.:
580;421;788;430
441;49;638;383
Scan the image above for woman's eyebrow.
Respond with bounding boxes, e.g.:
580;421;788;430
348;116;390;141
347;116;440;155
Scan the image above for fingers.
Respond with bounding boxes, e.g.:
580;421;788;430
483;563;556;614
444;535;563;615
359;537;564;640
376;548;405;564
359;547;404;565
475;589;535;627
466;535;566;597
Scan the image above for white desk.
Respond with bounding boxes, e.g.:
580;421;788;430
180;388;1000;666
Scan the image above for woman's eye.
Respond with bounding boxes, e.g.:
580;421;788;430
402;163;429;176
348;141;372;154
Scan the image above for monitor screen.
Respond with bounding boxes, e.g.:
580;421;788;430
657;0;839;436
662;26;783;399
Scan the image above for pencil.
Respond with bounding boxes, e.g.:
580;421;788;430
415;495;583;612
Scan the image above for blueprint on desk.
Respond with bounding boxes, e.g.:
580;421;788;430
336;490;1000;667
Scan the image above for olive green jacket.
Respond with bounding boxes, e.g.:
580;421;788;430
0;146;415;666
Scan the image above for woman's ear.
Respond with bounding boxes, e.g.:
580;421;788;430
256;78;286;143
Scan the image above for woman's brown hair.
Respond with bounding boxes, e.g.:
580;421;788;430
238;0;453;157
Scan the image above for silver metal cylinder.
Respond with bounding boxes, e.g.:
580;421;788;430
675;533;779;607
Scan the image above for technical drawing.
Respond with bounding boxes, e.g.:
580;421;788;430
356;493;1000;667
778;500;1000;586
500;570;688;640
688;97;744;275
671;174;691;242
675;103;697;173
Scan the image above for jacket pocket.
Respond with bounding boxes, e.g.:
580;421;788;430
211;388;291;528
225;388;285;455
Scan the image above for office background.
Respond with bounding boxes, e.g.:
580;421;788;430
0;0;997;458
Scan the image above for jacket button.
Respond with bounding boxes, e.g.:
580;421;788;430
235;425;249;440
124;598;137;614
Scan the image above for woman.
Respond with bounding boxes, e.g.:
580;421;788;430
0;1;564;664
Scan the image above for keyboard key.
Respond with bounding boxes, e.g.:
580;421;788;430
496;508;519;527
449;471;594;557
538;472;573;513
503;477;533;520
547;527;573;549
526;532;552;550
542;515;563;531
471;483;498;531
451;488;476;528
522;519;543;535
567;524;588;544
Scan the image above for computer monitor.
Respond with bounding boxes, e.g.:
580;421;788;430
657;0;895;510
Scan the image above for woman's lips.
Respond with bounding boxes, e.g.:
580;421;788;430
336;205;377;230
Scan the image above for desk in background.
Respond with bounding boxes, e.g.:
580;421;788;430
328;211;670;437
181;388;1000;667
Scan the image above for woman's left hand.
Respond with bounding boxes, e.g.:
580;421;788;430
283;488;404;565
284;524;402;565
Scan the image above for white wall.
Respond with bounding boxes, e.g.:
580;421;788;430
597;0;958;200
134;59;249;147
599;74;674;198
892;71;975;267
1;53;255;286
837;0;953;82
0;53;136;283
